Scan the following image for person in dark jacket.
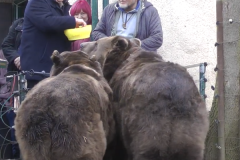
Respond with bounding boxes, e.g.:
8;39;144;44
1;18;24;73
1;18;24;159
0;49;14;159
18;0;86;88
91;0;163;52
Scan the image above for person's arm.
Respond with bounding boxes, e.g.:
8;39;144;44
91;5;109;40
1;20;20;66
26;0;76;32
141;7;163;51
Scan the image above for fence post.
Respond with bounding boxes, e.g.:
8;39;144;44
216;0;225;160
19;73;26;104
91;0;98;41
199;62;207;100
103;0;109;10
91;0;98;31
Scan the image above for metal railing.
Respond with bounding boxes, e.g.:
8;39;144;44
185;62;208;100
0;70;49;159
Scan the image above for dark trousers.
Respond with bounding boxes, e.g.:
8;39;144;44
6;110;20;158
0;108;13;159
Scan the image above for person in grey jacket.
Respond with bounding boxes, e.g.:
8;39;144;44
91;0;163;52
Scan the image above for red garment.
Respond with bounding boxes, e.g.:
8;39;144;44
71;38;90;51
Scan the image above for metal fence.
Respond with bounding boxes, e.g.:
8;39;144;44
204;78;240;160
0;70;49;159
185;62;207;100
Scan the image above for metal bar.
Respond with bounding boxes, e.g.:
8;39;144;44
16;4;18;19
184;63;202;68
19;73;26;104
15;0;27;5
199;63;206;99
216;0;225;160
91;0;98;31
103;0;109;10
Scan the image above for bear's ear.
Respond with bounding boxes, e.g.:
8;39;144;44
90;55;96;61
113;37;129;51
130;38;141;47
51;50;61;65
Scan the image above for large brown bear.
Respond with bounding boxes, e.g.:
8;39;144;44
81;36;209;160
14;50;115;160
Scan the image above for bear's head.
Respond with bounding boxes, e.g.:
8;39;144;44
81;36;141;81
50;50;102;77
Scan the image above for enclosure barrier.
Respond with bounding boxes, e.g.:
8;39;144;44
185;62;208;100
0;70;49;159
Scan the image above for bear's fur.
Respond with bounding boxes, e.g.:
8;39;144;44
14;50;115;160
81;36;209;160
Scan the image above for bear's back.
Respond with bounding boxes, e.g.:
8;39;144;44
15;70;110;160
110;54;209;158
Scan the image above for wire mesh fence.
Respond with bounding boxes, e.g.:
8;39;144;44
204;79;240;160
0;73;21;159
0;70;49;159
204;88;219;160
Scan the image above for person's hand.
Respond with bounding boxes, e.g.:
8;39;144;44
14;57;21;70
75;18;87;28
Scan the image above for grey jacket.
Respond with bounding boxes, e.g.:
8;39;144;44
91;0;163;51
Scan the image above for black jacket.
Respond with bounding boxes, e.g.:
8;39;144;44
1;18;24;72
18;0;76;81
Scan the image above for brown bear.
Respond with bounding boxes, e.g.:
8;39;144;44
81;36;209;160
14;50;115;160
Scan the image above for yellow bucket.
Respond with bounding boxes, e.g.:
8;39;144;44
64;25;92;41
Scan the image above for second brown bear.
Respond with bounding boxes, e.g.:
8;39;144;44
81;36;209;160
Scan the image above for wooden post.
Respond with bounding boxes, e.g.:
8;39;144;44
216;0;225;160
